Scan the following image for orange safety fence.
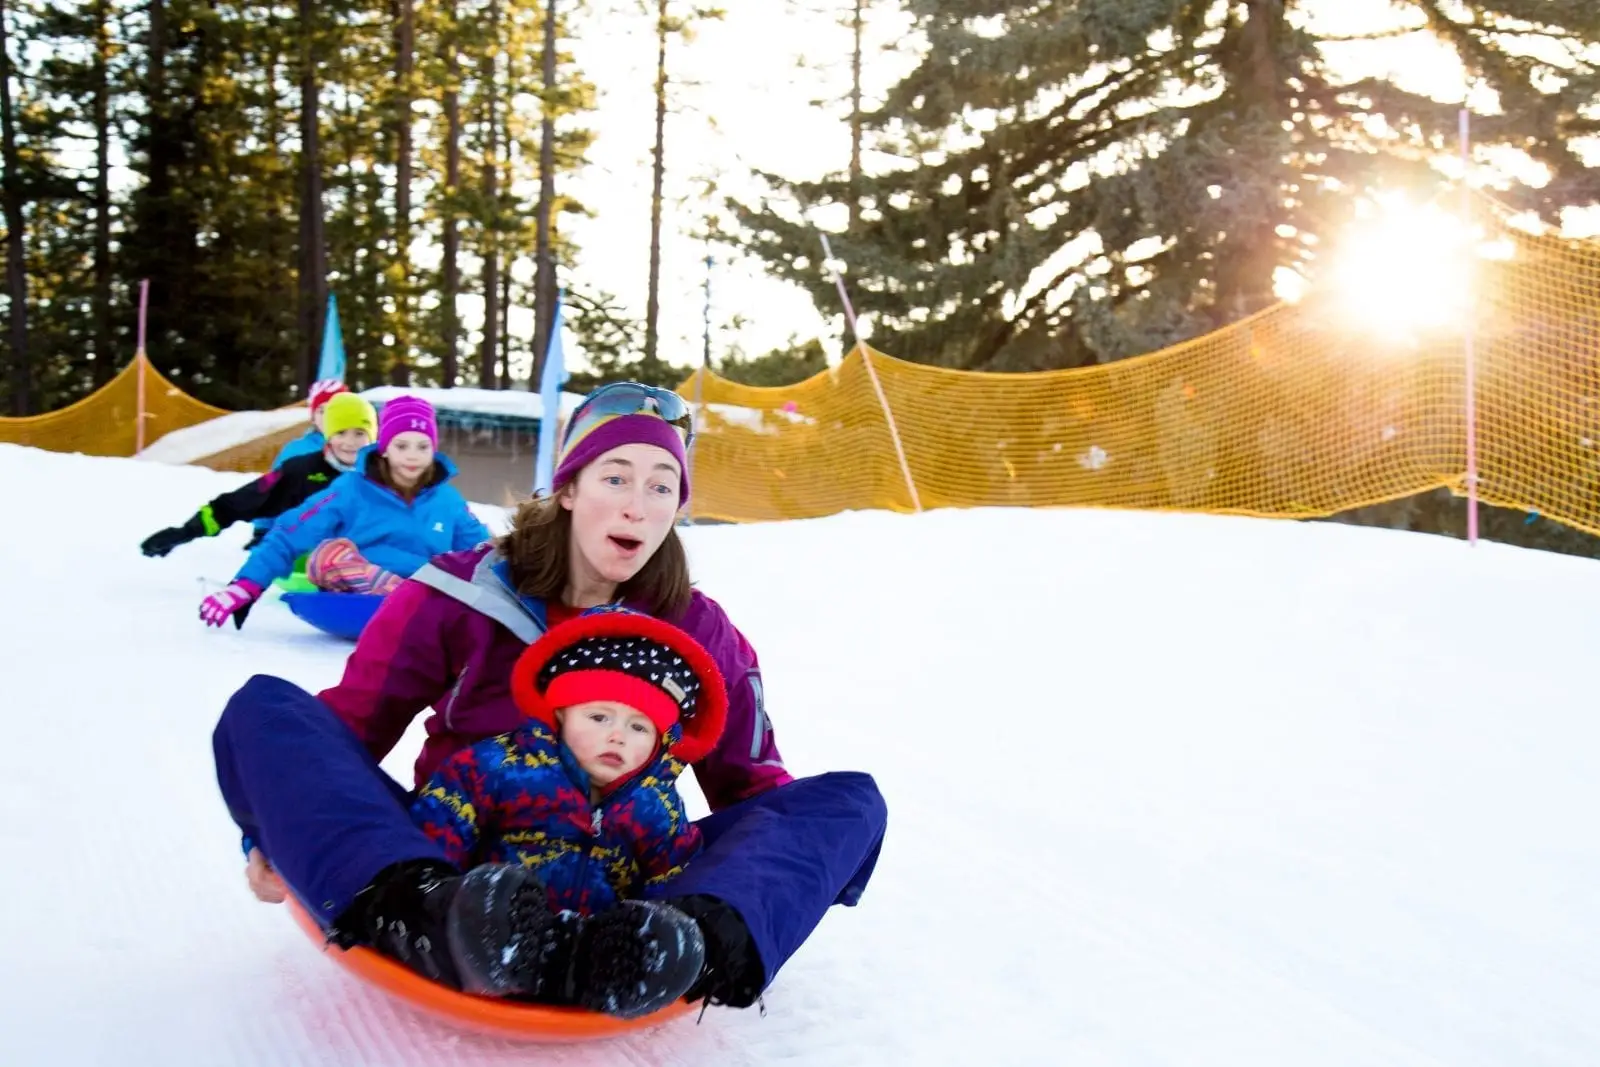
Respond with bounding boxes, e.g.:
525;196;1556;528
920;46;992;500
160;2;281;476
6;193;1599;533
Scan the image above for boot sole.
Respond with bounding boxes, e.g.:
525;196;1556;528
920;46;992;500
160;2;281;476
574;902;708;1020
444;865;547;997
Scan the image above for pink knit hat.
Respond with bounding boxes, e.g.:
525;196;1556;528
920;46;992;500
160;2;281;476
378;395;439;452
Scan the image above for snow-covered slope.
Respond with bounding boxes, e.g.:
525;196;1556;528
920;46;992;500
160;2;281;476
2;442;1596;1066
137;409;311;465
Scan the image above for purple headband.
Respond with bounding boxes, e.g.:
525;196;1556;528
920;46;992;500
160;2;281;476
552;413;689;505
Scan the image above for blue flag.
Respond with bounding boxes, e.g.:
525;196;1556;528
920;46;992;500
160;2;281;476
317;293;347;383
534;291;568;496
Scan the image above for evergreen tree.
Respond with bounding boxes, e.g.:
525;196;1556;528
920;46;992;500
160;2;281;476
0;0;598;410
736;0;1600;372
641;0;723;374
716;335;828;386
564;284;688;390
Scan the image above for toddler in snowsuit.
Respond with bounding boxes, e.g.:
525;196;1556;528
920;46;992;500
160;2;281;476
198;395;490;628
400;606;729;1015
140;393;378;559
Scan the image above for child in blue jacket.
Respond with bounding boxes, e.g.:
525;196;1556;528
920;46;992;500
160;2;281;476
404;606;728;1016
199;395;490;628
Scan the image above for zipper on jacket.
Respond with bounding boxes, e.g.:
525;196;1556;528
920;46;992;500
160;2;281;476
441;663;471;732
572;805;605;904
564;756;665;908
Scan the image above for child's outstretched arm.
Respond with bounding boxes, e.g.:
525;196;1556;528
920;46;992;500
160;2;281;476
199;483;351;628
208;452;335;530
140;471;285;558
233;483;348;590
409;743;498;869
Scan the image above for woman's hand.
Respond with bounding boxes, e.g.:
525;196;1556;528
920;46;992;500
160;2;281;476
246;848;288;904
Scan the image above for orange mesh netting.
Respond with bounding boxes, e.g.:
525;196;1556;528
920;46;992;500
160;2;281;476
680;200;1600;531
7;194;1598;533
0;357;228;458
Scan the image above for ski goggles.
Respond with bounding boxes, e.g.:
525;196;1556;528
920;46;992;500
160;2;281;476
562;382;695;450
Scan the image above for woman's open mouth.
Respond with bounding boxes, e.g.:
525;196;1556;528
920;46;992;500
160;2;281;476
608;535;643;555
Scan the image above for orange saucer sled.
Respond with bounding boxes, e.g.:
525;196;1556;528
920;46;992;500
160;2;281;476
287;897;693;1042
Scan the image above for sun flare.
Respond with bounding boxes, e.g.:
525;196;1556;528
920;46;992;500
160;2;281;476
1280;195;1514;338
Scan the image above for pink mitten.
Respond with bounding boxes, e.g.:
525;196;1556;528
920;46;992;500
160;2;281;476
199;578;265;629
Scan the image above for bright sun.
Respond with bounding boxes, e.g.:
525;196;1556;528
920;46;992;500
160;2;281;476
1278;194;1513;337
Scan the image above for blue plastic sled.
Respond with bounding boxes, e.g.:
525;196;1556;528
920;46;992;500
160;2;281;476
281;591;385;641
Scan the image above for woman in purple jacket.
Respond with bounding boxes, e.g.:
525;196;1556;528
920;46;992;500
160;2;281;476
212;382;886;1020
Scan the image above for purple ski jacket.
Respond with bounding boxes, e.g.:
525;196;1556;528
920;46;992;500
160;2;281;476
318;543;793;811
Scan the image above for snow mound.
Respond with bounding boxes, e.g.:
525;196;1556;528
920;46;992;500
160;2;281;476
138;409;312;465
2;441;1597;1067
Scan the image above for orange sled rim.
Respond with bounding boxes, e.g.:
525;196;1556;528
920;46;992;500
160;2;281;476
287;897;693;1042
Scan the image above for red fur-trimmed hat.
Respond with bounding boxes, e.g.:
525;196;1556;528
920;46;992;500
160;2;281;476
510;607;728;765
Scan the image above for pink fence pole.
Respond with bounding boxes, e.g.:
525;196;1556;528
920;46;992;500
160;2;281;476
1459;110;1478;546
135;279;150;455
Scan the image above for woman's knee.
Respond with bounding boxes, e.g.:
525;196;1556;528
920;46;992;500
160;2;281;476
806;770;888;826
216;674;322;738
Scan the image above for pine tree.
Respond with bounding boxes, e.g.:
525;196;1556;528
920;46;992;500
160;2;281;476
2;0;599;411
0;0;33;413
563;285;687;390
392;0;416;385
717;335;828;386
641;1;723;376
736;0;1600;372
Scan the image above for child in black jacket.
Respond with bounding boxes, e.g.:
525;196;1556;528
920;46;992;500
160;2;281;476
140;393;379;558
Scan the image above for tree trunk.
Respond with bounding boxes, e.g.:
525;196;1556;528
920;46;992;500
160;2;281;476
1215;0;1285;320
478;0;500;390
440;0;461;387
499;252;511;388
0;0;29;414
644;0;667;370
297;0;327;393
140;0;170;369
92;0;113;386
531;0;557;382
390;0;414;385
848;0;863;230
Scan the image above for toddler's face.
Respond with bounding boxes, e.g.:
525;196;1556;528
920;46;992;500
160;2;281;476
558;700;660;788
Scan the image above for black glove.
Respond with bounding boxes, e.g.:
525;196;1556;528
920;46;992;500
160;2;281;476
141;515;206;558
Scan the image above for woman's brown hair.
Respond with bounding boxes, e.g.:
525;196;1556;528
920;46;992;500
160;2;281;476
498;494;693;620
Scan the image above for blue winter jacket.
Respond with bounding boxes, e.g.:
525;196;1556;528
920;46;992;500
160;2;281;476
235;446;490;589
410;721;702;915
254;429;327;534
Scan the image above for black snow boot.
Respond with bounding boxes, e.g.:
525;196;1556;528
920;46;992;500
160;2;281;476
446;863;585;1000
568;900;708;1019
333;860;571;997
464;874;709;1017
330;858;468;989
669;894;767;1010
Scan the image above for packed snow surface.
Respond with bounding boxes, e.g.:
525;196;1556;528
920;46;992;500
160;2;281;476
3;442;1596;1066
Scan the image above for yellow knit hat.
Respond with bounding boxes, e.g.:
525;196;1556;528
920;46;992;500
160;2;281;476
322;393;378;440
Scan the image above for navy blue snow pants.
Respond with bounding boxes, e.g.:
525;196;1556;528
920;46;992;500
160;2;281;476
213;674;888;987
